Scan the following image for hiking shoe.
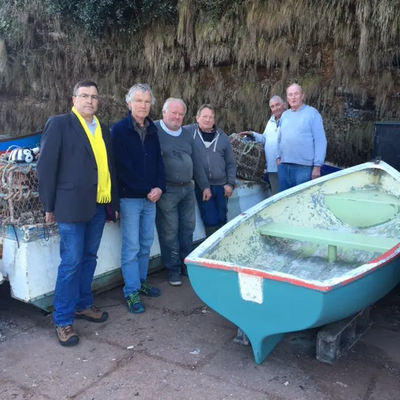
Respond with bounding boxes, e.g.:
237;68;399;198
139;279;161;297
168;271;182;286
125;291;145;314
75;306;108;323
55;325;79;347
181;264;188;276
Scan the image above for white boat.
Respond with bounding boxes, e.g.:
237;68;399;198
0;179;269;309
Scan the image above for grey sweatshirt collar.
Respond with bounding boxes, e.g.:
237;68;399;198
193;128;220;152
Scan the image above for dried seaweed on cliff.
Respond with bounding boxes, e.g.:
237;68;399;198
0;0;399;167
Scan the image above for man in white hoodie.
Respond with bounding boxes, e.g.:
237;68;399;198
238;95;286;194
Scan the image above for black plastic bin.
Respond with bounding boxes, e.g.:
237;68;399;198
373;122;400;172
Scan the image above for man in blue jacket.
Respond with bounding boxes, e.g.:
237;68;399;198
111;84;166;314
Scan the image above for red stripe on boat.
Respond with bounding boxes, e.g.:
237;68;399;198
185;243;400;292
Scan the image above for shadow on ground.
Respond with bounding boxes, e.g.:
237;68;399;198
1;273;399;400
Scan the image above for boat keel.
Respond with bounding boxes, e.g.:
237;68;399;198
248;332;285;365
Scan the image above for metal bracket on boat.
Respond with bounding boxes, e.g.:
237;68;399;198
374;156;382;164
316;307;372;364
233;328;250;346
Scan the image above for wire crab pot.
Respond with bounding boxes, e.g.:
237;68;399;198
0;155;44;226
229;133;266;181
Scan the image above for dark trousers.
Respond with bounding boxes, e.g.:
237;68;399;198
195;185;227;227
156;184;196;272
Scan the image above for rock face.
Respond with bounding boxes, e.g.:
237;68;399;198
0;38;8;77
0;0;399;167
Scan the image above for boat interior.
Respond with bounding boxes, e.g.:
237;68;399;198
199;166;400;283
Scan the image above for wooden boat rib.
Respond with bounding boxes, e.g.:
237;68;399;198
185;161;400;364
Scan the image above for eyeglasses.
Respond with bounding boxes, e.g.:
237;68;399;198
75;94;99;100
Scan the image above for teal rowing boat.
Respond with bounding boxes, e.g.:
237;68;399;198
185;161;400;364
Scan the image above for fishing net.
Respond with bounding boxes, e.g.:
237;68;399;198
0;156;44;226
229;133;265;181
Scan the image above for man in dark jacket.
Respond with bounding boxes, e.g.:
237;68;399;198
111;84;166;314
185;104;236;237
37;80;119;347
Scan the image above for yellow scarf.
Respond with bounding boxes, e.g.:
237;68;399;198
72;106;111;203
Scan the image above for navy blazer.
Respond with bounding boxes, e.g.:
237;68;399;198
111;113;166;198
36;113;119;223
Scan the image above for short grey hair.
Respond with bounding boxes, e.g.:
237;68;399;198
269;95;285;105
196;104;216;118
125;84;156;109
162;98;187;115
286;83;303;93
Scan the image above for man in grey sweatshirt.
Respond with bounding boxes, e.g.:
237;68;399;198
154;98;211;286
185;104;236;237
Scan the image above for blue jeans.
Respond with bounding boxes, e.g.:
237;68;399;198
120;198;156;297
278;163;312;192
53;204;106;327
156;184;196;272
195;185;227;227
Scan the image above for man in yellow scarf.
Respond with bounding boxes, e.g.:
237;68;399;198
37;80;119;347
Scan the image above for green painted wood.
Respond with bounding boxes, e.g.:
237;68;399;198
259;223;399;253
324;190;400;228
328;244;337;263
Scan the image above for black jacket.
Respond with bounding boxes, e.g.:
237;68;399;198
36;112;119;223
111;113;166;198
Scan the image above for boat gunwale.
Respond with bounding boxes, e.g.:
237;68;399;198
185;161;400;292
0;131;42;144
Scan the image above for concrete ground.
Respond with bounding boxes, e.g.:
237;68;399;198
1;272;400;400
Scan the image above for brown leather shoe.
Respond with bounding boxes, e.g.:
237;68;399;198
56;325;79;347
75;305;108;323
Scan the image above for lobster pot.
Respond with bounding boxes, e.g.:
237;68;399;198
229;133;266;181
0;162;44;226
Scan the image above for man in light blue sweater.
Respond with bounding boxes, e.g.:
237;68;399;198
277;84;327;191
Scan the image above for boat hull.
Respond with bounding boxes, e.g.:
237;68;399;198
0;180;269;308
185;161;400;364
188;253;400;364
0;132;42;153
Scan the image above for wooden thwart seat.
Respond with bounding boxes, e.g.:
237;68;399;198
259;223;399;262
324;190;400;229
